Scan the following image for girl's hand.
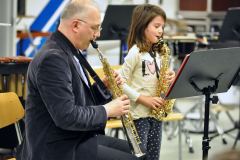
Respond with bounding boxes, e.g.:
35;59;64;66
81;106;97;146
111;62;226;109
137;95;165;110
166;70;176;84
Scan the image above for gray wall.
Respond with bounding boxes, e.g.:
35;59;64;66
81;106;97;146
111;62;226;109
0;0;17;57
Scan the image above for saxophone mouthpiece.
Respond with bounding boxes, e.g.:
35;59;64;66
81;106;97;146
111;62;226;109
91;40;104;60
157;37;164;44
90;40;98;49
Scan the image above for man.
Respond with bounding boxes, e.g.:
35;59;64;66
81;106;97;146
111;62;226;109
20;0;139;159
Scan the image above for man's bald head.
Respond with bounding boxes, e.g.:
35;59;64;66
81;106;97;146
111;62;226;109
61;0;99;20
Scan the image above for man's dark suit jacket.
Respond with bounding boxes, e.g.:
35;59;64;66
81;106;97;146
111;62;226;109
21;31;108;160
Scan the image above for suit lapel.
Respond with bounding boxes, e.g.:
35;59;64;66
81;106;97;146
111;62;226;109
70;55;90;87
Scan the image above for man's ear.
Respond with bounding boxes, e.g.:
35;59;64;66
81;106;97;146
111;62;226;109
72;20;80;33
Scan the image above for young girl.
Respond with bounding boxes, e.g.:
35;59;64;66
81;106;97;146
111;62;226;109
120;4;175;160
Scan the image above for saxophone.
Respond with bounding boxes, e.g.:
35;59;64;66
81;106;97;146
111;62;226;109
91;40;145;158
150;38;175;120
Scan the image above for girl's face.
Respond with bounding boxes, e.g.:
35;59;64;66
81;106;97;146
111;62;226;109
144;15;165;44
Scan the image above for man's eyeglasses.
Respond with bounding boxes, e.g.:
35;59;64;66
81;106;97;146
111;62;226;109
76;19;102;33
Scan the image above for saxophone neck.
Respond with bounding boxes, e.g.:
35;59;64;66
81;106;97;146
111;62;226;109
161;43;170;56
156;38;170;54
97;49;104;61
90;40;104;60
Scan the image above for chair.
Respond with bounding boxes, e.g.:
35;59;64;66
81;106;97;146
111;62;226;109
0;92;24;157
210;103;236;143
162;112;184;160
105;119;123;138
106;119;122;128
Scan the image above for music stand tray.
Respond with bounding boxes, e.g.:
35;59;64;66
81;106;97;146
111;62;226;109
166;47;240;160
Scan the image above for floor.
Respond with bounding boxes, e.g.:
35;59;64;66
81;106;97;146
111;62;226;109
160;97;240;160
161;129;239;160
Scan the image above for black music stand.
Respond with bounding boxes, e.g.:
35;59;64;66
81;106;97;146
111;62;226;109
219;7;240;42
166;47;240;160
98;5;136;64
210;7;240;49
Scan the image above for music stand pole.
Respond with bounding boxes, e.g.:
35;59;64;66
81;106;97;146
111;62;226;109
190;78;219;160
203;90;211;159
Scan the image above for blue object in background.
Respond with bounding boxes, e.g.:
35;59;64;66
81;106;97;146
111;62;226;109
17;0;70;57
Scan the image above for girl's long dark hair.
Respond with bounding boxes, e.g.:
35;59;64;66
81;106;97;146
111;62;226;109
127;4;166;53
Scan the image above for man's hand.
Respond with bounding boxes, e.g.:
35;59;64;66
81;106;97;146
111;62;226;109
102;70;125;88
104;94;130;117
